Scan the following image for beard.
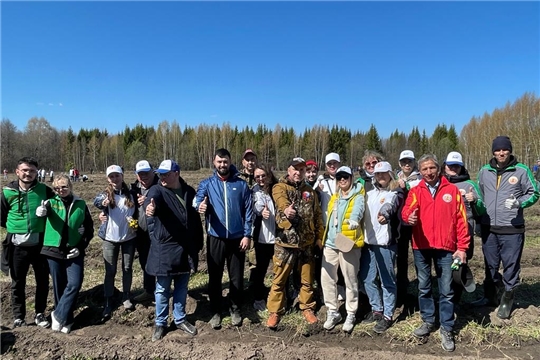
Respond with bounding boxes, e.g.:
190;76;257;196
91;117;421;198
217;168;230;177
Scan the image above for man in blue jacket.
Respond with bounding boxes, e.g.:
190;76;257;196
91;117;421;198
195;148;254;329
476;136;539;319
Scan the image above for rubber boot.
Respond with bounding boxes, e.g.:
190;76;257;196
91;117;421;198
497;289;515;319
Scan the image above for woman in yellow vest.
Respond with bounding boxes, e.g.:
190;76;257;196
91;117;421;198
37;174;94;333
321;166;365;333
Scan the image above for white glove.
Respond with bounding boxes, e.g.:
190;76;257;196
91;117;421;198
504;194;520;209
66;248;80;259
78;226;84;235
346;219;359;230
35;200;49;217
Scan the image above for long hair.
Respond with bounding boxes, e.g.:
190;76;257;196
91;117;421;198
105;181;134;209
255;163;278;194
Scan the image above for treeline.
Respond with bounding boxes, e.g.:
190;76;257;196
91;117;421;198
2;92;538;174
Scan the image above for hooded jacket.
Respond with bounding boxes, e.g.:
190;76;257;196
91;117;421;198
401;176;470;253
477;156;539;234
194;165;253;240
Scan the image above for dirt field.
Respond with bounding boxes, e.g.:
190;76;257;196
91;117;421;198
1;172;539;360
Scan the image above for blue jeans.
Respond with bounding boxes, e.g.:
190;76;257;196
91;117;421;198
413;249;454;331
47;255;84;326
359;244;397;319
155;274;190;327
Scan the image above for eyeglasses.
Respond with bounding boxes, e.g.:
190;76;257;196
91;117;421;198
364;160;378;167
255;174;266;179
336;174;351;181
54;186;69;191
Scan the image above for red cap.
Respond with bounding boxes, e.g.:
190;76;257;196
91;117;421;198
306;160;318;169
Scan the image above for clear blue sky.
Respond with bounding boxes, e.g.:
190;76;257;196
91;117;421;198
2;1;539;138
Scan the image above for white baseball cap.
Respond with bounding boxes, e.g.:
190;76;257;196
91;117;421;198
106;165;123;176
135;160;152;173
373;161;393;173
446;151;464;166
399;150;415;160
336;166;352;175
325;152;340;164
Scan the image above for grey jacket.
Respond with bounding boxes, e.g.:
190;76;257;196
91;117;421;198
477;156;539;234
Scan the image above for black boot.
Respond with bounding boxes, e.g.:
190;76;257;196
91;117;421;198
497;289;515;319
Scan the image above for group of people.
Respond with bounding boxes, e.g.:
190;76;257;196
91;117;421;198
1;134;538;352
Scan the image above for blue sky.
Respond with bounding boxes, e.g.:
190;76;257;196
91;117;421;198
2;1;539;138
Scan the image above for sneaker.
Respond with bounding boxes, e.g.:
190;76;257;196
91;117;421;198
373;317;392;334
133;291;154;303
440;329;455;352
176;320;197;336
209;313;222;329
35;313;50;328
302;309;318;325
413;322;435;338
323;311;342;330
61;323;73;334
123;299;135;311
253;300;266;312
51;311;62;331
13;319;26;328
152;325;166;342
266;312;280;329
361;311;383;324
342;314;356;333
230;307;242;327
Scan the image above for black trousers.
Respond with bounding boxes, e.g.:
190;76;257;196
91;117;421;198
207;235;245;313
135;230;155;293
9;244;49;320
252;242;274;301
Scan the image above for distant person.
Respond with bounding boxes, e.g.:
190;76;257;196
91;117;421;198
1;156;53;328
49;169;54;182
69;168;74;182
3;168;8;180
401;154;470;352
143;160;201;341
305;160;319;188
82;174;89;182
194;148;253;329
94;165;137;318
534;159;540;182
250;164;278;311
266;157;324;329
239;148;258;188
37;174;94;334
475;136;539;319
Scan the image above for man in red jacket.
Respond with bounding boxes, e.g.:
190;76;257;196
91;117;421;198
401;154;469;352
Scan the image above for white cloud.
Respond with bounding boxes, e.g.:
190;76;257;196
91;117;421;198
48;103;54;106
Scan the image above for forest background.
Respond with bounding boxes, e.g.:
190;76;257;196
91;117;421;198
2;92;539;174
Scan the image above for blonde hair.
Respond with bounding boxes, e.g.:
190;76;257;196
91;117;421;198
52;174;73;191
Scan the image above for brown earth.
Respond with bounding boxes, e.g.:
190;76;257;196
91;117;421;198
1;172;539;360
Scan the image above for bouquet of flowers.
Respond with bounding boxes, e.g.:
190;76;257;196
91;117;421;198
127;216;138;230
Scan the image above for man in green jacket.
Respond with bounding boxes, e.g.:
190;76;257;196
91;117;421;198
1;157;54;328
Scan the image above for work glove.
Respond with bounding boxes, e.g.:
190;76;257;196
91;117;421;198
345;219;359;230
35;200;49;217
504;194;520;209
66;248;80;259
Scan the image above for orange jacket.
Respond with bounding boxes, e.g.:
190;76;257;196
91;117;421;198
401;176;469;253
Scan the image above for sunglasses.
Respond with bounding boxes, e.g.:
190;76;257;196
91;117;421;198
54;186;69;191
158;171;174;178
364;160;378;167
336;174;351;181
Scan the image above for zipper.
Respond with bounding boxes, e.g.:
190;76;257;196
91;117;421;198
223;181;229;238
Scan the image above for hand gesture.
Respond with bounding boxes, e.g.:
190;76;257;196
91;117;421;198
262;204;270;219
284;202;296;219
377;213;388;225
102;198;110;207
198;196;208;214
99;212;108;224
345;219;359;229
504;194;520;209
464;187;475;203
398;178;406;189
78;226;84;235
452;250;466;265
146;198;156;217
408;208;418;225
36;200;49;217
137;193;146;206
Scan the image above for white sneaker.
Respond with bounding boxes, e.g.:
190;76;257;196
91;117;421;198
61;323;73;334
253;300;266;312
342;314;356;333
323;311;342;330
50;311;61;331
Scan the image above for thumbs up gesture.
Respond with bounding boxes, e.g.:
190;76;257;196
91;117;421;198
137;193;146;206
262;203;270;219
198;196;208;214
408;208;418;225
464;187;475;203
504;194;520;209
146;198;156;217
284;201;296;219
36;200;49;217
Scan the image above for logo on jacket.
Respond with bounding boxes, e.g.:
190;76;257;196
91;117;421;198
302;191;312;201
442;194;452;203
379;197;386;204
508;176;518;185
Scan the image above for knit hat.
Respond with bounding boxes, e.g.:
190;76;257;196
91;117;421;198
492;136;512;153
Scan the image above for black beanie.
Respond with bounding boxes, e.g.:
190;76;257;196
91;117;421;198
492;136;513;153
